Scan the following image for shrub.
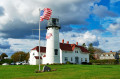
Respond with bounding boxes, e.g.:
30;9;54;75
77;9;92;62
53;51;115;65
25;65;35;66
46;63;49;65
90;59;117;65
81;62;92;65
66;61;73;64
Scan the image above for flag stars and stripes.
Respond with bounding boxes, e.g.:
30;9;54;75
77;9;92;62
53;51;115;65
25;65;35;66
40;8;52;22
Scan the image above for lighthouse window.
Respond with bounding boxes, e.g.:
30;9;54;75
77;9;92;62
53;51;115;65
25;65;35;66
52;19;56;25
33;53;34;55
54;49;58;55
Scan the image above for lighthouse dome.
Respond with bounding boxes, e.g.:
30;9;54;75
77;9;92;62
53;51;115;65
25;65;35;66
46;18;60;29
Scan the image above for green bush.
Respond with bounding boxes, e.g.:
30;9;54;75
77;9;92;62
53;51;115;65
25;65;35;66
66;61;72;64
0;59;13;65
90;59;117;65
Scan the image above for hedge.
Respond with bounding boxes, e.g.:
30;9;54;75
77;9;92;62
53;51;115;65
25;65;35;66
90;59;119;65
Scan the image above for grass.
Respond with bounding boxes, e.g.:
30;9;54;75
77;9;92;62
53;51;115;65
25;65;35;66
0;64;120;79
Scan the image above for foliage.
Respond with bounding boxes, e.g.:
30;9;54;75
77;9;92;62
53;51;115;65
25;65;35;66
0;65;120;79
81;62;92;65
25;52;30;62
0;59;13;65
66;61;71;64
11;51;28;62
90;59;118;65
94;48;105;54
88;43;105;60
117;50;120;53
88;43;95;60
89;54;95;60
1;53;8;59
82;43;86;48
88;43;95;54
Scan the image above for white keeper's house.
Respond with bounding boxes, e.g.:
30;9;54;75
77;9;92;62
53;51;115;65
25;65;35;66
29;18;90;65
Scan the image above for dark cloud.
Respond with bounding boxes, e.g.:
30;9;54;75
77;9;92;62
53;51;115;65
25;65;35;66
92;4;117;18
13;44;22;45
0;19;47;40
71;34;76;37
60;25;73;32
105;40;109;42
51;0;99;25
0;6;4;16
92;40;99;46
0;43;11;49
0;0;117;41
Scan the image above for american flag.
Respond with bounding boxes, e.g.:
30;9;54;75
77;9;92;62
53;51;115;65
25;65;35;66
46;33;52;39
40;8;52;22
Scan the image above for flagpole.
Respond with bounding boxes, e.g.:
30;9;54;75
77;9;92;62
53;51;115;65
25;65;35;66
39;8;41;71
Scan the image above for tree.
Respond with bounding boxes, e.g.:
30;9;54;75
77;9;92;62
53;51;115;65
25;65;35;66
117;50;120;53
82;43;86;48
11;51;27;62
25;52;30;62
94;48;105;54
88;43;95;60
1;53;8;60
0;55;1;60
88;43;95;54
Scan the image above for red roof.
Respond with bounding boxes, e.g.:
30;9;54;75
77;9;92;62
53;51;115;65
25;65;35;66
75;45;89;53
34;56;42;59
60;43;89;53
32;46;46;53
60;43;73;51
31;43;89;53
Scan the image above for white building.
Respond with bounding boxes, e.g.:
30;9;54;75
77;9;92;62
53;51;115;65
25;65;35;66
99;51;116;60
29;18;90;65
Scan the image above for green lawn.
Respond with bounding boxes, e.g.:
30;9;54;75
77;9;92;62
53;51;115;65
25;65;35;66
0;65;120;79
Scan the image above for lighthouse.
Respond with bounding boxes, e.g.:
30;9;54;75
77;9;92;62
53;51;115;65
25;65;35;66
45;18;60;64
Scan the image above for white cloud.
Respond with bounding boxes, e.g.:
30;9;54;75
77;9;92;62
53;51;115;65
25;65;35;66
107;17;120;35
98;37;120;52
8;38;46;52
59;31;98;45
107;23;120;32
0;13;11;30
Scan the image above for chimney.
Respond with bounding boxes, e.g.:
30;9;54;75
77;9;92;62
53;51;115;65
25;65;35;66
76;42;78;45
67;41;69;44
62;39;64;43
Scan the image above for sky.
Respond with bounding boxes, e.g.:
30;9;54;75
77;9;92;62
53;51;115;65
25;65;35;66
0;0;120;56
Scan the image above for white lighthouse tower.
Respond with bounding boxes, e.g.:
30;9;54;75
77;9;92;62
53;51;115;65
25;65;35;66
45;18;60;64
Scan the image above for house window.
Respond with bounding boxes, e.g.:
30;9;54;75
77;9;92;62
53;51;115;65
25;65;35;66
110;54;113;56
71;57;72;61
85;58;87;62
77;51;78;53
65;57;68;61
81;58;83;62
54;49;58;55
